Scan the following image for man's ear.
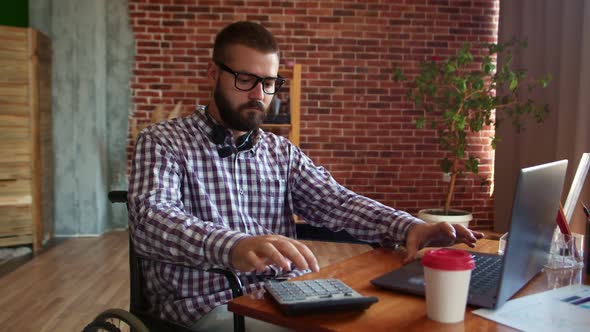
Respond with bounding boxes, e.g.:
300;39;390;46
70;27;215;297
207;61;218;83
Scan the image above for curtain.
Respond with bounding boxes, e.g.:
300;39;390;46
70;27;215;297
495;0;590;233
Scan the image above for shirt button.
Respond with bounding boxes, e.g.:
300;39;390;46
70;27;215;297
239;189;244;195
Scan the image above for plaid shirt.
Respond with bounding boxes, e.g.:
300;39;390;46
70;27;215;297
128;107;423;327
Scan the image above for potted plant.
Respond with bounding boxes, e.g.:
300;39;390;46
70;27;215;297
393;40;552;227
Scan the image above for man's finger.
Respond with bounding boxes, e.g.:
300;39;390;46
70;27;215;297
403;223;426;264
291;240;320;272
258;242;292;271
403;245;418;264
272;240;309;271
452;225;484;247
244;250;266;272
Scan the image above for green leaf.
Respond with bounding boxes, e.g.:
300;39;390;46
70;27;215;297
472;78;484;90
470;117;483;131
509;76;518;91
487;43;499;54
393;66;406;82
414;94;423;108
465;156;479;174
455;78;467;92
482;55;496;74
538;74;552;88
456;145;465;158
415;117;425;129
455;114;466;130
440;158;452;173
457;43;474;65
445;62;456;73
491;136;501;149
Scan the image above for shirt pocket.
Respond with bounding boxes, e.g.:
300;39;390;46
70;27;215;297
248;177;287;222
254;177;285;200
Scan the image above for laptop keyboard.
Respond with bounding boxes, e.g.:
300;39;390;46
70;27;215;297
469;254;502;294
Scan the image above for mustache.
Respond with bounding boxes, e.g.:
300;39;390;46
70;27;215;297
238;101;265;112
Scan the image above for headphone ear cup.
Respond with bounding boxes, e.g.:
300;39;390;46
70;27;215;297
211;125;226;145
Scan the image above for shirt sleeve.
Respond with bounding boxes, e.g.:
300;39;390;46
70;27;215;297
127;131;250;268
289;144;425;247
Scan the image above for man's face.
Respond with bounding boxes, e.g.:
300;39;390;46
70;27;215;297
210;44;279;132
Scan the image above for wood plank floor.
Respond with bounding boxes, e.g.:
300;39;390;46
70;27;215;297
0;230;372;331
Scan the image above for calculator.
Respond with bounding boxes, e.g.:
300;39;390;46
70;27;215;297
263;278;379;315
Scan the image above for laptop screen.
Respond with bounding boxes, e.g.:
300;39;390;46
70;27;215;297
495;159;568;307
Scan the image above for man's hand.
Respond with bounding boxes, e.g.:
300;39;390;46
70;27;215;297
403;222;484;264
231;235;320;273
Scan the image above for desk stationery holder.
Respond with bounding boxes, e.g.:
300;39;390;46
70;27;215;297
585;215;590;274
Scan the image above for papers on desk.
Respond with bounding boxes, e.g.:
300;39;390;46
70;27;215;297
473;284;590;332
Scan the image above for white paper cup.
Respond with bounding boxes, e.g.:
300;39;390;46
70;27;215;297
422;248;475;323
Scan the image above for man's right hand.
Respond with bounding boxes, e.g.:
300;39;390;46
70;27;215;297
231;235;320;273
403;222;484;264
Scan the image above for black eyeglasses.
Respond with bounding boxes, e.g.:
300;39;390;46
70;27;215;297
215;61;285;95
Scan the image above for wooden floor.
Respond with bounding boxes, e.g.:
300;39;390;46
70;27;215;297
0;230;371;331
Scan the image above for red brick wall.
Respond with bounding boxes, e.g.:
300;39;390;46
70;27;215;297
128;0;499;229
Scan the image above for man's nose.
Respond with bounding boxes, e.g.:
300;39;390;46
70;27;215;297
248;81;265;100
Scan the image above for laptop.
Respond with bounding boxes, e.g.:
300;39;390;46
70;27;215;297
371;160;568;309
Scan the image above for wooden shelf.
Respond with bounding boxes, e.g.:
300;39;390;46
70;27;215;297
0;26;53;251
262;64;301;146
261;124;291;129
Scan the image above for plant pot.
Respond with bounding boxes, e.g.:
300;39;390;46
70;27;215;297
417;208;473;228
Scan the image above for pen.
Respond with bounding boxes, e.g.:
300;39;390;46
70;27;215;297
556;203;572;236
556;203;579;259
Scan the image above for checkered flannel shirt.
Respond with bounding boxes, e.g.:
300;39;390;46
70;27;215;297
128;107;423;327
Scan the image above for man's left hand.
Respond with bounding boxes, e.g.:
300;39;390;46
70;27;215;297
403;222;484;264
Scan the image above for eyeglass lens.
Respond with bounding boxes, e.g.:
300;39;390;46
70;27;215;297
235;73;282;94
216;61;283;94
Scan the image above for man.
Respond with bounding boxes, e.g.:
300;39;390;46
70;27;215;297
128;21;483;331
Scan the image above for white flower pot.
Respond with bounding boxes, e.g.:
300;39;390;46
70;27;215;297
417;208;473;228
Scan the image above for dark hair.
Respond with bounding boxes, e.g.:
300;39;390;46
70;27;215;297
212;21;279;63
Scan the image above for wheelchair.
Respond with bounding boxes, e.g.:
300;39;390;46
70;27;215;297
82;190;376;332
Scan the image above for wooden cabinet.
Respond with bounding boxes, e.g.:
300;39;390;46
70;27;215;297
0;25;53;251
261;64;301;146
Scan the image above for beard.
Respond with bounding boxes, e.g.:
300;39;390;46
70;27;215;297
214;82;269;132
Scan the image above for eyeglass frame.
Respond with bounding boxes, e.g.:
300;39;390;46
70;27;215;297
214;61;285;95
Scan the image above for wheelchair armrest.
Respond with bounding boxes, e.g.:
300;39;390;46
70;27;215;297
131;248;244;300
108;190;128;203
130;248;246;332
208;268;244;298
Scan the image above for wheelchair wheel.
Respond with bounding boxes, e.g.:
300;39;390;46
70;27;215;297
82;308;149;332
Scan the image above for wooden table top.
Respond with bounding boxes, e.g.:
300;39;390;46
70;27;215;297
228;239;588;332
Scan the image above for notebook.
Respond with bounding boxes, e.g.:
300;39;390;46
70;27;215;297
371;160;568;309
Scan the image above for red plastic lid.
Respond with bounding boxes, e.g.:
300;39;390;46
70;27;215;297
421;248;475;271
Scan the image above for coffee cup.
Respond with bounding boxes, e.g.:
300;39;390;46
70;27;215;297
422;248;475;323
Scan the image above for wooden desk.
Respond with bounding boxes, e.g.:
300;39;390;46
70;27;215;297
228;239;588;331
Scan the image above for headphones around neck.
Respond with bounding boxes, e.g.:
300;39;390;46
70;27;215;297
212;124;254;158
